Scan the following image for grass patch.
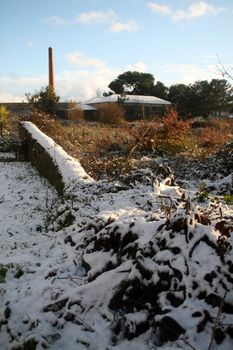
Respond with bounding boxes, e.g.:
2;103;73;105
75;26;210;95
224;195;233;205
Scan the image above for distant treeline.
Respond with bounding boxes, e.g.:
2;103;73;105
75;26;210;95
105;71;233;118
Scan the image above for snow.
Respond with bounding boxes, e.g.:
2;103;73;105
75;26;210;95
21;122;93;189
0;127;233;350
0;152;15;160
79;103;97;111
84;93;171;105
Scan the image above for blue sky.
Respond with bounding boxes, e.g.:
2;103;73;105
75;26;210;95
1;0;233;102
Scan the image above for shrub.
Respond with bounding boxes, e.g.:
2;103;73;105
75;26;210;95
129;120;160;153
25;86;60;115
196;181;210;202
163;109;191;138
0;105;10;137
224;195;233;205
198;127;230;149
97;103;125;125
68;108;85;122
157;109;192;153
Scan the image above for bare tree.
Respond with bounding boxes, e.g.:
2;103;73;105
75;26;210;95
215;54;233;81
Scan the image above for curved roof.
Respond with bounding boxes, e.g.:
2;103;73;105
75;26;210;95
84;94;171;105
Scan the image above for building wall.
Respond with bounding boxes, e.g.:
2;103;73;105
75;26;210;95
90;102;170;121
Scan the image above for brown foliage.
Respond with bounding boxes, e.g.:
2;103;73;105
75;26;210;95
163;108;191;139
97;103;125;125
198;127;231;150
156;109;192;153
68;108;84;121
16;109;233;180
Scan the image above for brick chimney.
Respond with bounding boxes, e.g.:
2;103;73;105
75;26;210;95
48;47;54;89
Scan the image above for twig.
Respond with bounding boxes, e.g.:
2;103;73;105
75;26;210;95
219;205;223;220
75;314;95;332
208;292;227;350
56;274;83;285
41;233;53;238
216;54;233;81
127;119;156;160
180;336;197;350
185;196;191;215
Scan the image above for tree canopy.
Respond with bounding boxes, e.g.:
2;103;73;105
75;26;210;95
108;71;155;95
152;81;169;100
169;79;233;117
107;71;233;118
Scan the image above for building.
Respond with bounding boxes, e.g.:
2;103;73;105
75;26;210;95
56;102;98;121
84;94;171;120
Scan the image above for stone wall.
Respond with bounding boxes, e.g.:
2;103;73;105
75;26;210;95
18;122;64;194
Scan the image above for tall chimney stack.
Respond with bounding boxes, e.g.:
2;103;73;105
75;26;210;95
48;47;54;89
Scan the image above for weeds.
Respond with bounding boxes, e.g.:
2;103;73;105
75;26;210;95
14;110;233;180
196;181;210;202
198;126;231;153
224;195;233;205
0;105;10;137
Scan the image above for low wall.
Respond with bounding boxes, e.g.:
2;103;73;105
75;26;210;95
18;123;64;194
18;122;93;195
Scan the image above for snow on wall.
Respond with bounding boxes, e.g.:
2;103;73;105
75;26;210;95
19;121;94;193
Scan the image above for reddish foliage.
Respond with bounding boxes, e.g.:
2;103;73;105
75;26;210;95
163;109;191;139
199;127;230;149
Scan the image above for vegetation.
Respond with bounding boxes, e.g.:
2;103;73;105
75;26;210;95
108;71;155;95
26;109;233;180
97;103;125;124
0;105;10;137
106;71;233;119
0;264;8;283
196;181;210;202
25;85;60;115
224;195;233;205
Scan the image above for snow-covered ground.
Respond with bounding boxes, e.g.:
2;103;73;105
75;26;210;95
0;127;232;350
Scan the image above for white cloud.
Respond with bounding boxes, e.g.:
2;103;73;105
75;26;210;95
110;20;139;32
55;69;117;101
76;10;116;24
2;56;226;103
66;52;107;69
0;58;148;102
76;9;139;33
125;62;147;72
0;74;47;102
0;92;23;103
147;1;225;21
45;16;69;26
147;3;171;16
189;1;222;17
45;10;139;35
156;62;215;85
